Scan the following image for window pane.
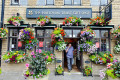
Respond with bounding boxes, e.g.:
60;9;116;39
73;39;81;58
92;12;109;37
73;30;80;37
44;38;53;51
45;29;53;37
12;0;19;4
94;30;100;38
47;0;54;5
101;38;109;51
90;0;100;6
73;0;81;5
64;30;72;37
20;0;28;6
65;0;72;5
101;0;107;5
9;38;17;51
37;0;45;6
10;29;18;36
101;30;108;38
37;30;44;37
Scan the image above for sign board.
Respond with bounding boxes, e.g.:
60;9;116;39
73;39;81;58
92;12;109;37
105;4;112;20
26;8;92;18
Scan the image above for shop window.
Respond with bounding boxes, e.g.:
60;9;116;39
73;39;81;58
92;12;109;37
19;0;28;6
8;29;25;51
64;30;72;37
90;0;108;6
11;0;19;5
64;0;81;5
73;30;81;37
37;0;54;6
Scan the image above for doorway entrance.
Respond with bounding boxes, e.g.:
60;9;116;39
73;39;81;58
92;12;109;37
64;38;81;72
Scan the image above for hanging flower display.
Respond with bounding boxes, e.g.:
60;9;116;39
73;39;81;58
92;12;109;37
114;44;120;54
24;50;50;79
0;28;8;38
7;16;24;26
2;50;28;63
19;28;37;50
37;16;51;26
51;27;66;51
63;16;82;26
90;14;110;26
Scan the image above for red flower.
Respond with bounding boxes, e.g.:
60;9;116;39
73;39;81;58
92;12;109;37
31;36;34;39
38;17;40;20
14;18;16;20
29;41;32;43
63;22;65;25
67;21;69;23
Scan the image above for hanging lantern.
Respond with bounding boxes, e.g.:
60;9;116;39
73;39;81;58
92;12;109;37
18;41;22;47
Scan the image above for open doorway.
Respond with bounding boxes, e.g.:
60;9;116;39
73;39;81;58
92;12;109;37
64;38;80;72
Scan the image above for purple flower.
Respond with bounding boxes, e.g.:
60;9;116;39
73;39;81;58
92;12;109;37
31;51;35;55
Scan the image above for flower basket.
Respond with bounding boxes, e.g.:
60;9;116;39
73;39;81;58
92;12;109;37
55;65;64;75
83;66;92;76
0;28;8;39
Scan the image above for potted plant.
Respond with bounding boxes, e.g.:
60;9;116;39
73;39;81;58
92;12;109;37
19;28;37;50
83;66;92;76
2;50;28;63
63;16;82;26
37;15;51;26
7;16;24;26
90;14;110;26
55;65;64;75
0;28;8;38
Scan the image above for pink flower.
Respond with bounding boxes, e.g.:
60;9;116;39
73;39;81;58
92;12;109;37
31;51;34;55
39;49;42;53
51;57;54;59
33;56;36;58
107;63;113;69
46;56;48;59
25;63;29;68
36;49;38;53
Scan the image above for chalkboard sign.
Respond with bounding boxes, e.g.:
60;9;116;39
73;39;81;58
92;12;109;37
85;60;90;64
105;4;112;21
57;60;62;63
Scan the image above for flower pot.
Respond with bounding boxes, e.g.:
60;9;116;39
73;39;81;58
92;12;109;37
83;72;92;76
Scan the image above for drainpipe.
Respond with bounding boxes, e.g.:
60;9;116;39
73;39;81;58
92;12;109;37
0;0;5;67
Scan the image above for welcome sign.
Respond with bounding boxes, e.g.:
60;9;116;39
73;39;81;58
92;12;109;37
26;8;92;18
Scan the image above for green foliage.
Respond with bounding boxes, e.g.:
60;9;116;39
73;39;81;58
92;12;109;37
106;70;117;79
84;66;92;76
55;65;64;74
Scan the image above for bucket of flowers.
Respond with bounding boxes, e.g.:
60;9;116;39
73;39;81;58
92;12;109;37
0;28;8;38
63;16;82;26
83;66;92;76
55;65;64;75
37;15;51;26
19;28;37;50
51;27;66;51
24;50;50;79
2;50;28;63
90;14;110;26
7;16;24;26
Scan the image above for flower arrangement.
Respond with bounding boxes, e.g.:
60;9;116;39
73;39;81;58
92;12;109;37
37;16;51;26
63;16;82;26
19;28;37;50
24;50;50;79
51;27;66;51
113;26;120;39
90;14;110;26
89;51;114;64
114;44;120;54
83;66;92;76
2;50;28;63
55;65;64;74
7;16;24;26
0;28;8;38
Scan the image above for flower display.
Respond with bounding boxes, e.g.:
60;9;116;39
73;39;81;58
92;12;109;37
113;26;120;39
0;28;8;38
7;16;24;26
114;44;120;54
63;16;82;26
19;28;37;50
24;50;50;79
89;51;114;64
2;50;28;63
37;16;51;26
55;65;64;74
90;14;110;26
83;66;92;76
51;27;66;51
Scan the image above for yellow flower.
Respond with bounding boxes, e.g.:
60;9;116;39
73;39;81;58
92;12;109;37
6;30;8;33
16;51;18;53
104;54;106;57
14;53;17;55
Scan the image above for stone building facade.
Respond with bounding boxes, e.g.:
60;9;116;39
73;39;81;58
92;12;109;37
1;0;120;76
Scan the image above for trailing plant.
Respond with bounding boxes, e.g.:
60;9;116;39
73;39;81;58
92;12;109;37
55;65;64;74
0;68;1;74
19;28;37;50
63;16;82;26
2;50;28;63
0;28;8;38
37;16;51;26
7;16;24;26
90;14;110;26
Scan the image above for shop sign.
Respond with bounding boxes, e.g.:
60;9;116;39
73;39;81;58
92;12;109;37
26;8;92;18
105;4;112;20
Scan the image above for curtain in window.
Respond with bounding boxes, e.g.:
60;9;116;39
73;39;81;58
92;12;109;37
20;0;28;6
46;0;54;5
37;0;45;6
73;0;81;5
64;0;72;5
90;0;100;6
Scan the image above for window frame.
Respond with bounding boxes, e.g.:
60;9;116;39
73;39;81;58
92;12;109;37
46;0;54;5
11;0;19;5
90;0;108;6
64;0;81;6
